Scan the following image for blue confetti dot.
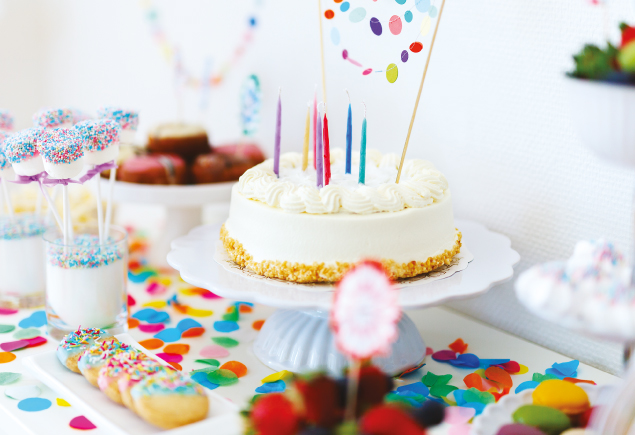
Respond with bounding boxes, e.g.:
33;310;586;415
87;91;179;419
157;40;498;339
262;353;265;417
448;353;480;369
396;382;429;396
131;308;157;321
453;389;466;405
395;0;406;4
154;328;182;343
18;311;47;328
249;17;257;27
415;0;430;13
330;27;340;46
146;311;170;324
191;372;220;390
214;321;239;333
177;318;202;332
551;360;579;377
429;5;438;18
17;398;51;412
256;380;286;393
478;359;510;369
463;402;486;416
340;1;350;12
128;270;156;283
515;381;539;394
404;10;413;22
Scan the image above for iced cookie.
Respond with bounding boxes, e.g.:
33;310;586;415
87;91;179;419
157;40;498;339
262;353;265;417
56;327;113;373
97;350;153;404
131;370;209;429
78;340;131;387
118;362;167;411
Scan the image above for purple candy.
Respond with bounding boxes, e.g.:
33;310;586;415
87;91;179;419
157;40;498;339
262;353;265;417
496;424;547;435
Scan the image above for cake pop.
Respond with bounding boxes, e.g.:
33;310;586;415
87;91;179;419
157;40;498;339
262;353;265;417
97;107;138;144
38;128;85;179
33;108;73;129
74;119;120;165
0;149;16;182
0;109;14;131
3;128;45;176
70;108;92;125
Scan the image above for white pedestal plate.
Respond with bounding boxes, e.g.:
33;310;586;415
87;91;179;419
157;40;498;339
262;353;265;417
167;219;520;376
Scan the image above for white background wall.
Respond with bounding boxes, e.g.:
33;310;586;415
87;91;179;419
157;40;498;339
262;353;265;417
1;0;635;373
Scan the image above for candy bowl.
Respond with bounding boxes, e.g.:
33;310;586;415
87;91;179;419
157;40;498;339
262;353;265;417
471;384;605;435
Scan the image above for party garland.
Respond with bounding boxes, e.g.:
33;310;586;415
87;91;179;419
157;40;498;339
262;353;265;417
140;0;263;89
324;0;439;83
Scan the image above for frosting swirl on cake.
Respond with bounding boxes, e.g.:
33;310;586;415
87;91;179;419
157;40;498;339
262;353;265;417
238;149;448;214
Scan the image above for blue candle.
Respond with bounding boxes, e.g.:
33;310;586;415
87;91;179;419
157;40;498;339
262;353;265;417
359;111;367;184
316;111;323;188
345;91;352;174
274;88;281;178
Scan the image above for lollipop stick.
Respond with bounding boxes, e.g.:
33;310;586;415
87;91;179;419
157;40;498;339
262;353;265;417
1;179;15;221
94;167;104;245
104;168;116;241
35;187;43;215
62;185;69;246
39;183;63;232
344;359;361;422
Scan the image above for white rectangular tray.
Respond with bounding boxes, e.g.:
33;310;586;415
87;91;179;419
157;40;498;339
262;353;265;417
21;333;242;435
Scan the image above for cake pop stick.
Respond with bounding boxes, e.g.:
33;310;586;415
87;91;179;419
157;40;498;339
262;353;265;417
104;168;116;240
0;149;15;220
74;119;121;244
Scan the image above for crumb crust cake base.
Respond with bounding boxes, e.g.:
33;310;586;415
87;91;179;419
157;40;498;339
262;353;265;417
220;224;462;283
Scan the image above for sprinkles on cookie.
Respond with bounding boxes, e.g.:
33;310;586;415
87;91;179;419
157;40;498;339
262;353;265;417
33;108;72;129
97;107;139;131
3;128;42;163
74;119;121;153
60;327;109;350
131;370;204;398
37;128;84;164
0;110;14;130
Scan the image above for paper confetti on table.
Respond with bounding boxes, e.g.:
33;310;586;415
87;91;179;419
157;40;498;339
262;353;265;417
176;318;202;331
207;369;238;386
256;380;286;393
154;328;181;343
69;415;97;430
0;372;21;385
156;353;183;363
449;338;468;354
56;398;71;407
18;311;46;328
220;361;247;378
252;320;264;331
0;352;17;363
13;328;40;340
261;370;294;383
0;325;16;334
5;385;41;400
194;359;220;367
214;321;239;333
138;323;165;333
191;372;219;390
127;318;139;329
0;308;18;315
142;300;167;308
1;340;29;352
164;344;190;355
182;327;206;337
212;337;239;348
138;338;164;350
24;336;47;347
18;397;51;412
199;345;230;359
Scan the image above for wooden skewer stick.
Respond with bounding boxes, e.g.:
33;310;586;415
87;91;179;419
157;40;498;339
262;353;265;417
396;0;447;183
317;0;328;111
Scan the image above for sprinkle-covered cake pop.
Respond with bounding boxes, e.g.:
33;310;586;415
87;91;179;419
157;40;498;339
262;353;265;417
33;108;73;129
0;109;14;131
74;119;121;165
3;128;45;176
38;128;85;179
0;148;16;181
70;108;92;125
130;371;209;429
97;107;138;143
77;340;131;387
56;327;113;373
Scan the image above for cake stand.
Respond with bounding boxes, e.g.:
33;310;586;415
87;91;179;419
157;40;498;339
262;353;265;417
167;219;520;376
99;179;233;266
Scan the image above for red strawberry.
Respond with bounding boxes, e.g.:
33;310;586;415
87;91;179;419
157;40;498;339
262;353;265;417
623;25;635;47
360;405;424;435
251;393;300;435
295;375;341;428
357;366;394;412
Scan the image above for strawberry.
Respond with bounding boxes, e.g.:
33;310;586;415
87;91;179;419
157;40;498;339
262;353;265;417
622;25;635;47
295;375;341;428
360;405;425;435
250;393;300;435
358;366;394;412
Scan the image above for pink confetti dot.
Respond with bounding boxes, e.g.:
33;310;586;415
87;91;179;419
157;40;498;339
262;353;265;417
199;345;230;359
138;323;165;333
155;353;183;363
69;415;97;430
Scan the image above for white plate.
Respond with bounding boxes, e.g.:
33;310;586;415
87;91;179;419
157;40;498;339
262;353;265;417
471;384;603;435
21;333;242;435
167;219;520;310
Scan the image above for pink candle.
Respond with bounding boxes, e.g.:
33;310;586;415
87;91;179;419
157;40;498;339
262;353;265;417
316;112;323;188
323;113;331;186
312;89;317;169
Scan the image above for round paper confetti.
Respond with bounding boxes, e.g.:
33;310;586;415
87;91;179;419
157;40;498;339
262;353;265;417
207;369;238;386
220;361;247;378
0;308;18;315
191;372;219;390
199;345;230;359
395;0;406;4
214;321;239;333
127;318;139;329
182;327;205;338
13;328;40;339
0;352;16;363
177;318;202;331
401;50;409;62
138;323;165;333
252;320;264;331
238;304;253;314
169;362;182;371
324;9;334;19
410;42;423;53
138;338;164;350
18;311;46;328
420;15;432;36
56;398;71;407
331;27;340;45
389;15;402;35
0;325;16;334
163;344;190;355
340;2;350;12
212;337;239;348
18;397;51;412
386;63;398;83
256;380;286;393
156;353;183;363
404;10;413;22
69;415;96;430
429;5;438;18
195;359;220;367
349;7;366;23
415;0;431;13
0;372;21;385
370;17;382;36
5;385;41;400
154;328;181;342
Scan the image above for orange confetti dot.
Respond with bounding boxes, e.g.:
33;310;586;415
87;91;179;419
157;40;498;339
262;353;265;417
252;320;265;331
334;0;343;2
449;338;468;354
181;327;205;338
169;362;182;371
173;303;188;314
564;377;597;385
0;352;16;363
485;366;513;389
324;9;335;19
239;305;253;314
225;306;236;314
128;318;140;329
164;344;190;355
221;361;247;378
463;372;484;391
138;338;164;350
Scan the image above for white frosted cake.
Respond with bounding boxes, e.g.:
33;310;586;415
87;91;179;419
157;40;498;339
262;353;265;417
221;148;461;283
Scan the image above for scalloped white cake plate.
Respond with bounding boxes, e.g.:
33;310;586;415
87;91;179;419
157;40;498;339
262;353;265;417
471;384;605;435
21;333;241;435
167;219;519;376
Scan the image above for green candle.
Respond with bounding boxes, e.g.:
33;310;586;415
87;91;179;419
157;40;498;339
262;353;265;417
359;115;367;184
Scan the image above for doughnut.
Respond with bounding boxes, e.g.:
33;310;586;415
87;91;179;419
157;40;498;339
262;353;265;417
38;128;85;179
191;143;265;184
74;119;121;165
117;154;187;185
147;122;210;162
56;327;114;373
78;340;131;387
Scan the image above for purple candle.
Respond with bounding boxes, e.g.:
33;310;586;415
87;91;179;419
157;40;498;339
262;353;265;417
316;110;323;188
274;88;281;177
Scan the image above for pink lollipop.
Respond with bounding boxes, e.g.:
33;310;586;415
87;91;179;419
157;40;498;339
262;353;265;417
331;261;400;360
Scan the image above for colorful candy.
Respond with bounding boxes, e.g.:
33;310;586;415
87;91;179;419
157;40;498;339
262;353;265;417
496;424;547;435
37;128;84;165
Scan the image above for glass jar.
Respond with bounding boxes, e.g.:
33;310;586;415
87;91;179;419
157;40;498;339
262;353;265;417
44;225;128;339
0;213;48;309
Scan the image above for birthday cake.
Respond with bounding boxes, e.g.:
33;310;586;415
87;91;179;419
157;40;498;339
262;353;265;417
221;148;461;283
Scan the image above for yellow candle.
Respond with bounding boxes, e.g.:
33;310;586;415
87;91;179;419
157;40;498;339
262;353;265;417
302;104;310;170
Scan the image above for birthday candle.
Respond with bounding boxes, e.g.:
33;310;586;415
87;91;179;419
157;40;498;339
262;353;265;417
312;90;317;169
316;111;323;188
302;104;310;171
323;113;331;186
359;110;367;185
274;88;281;177
345;92;352;174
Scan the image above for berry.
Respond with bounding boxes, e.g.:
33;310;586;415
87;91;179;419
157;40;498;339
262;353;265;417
251;393;300;435
295;375;341;428
411;400;445;428
360;405;424;435
622;25;635;47
358;366;393;411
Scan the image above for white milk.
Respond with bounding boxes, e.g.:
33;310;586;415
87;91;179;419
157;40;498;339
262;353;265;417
0;235;46;298
46;259;126;329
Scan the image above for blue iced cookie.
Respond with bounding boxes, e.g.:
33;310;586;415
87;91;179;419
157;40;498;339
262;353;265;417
56;327;114;373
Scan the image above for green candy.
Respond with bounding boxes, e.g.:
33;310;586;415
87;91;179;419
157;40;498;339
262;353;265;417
512;405;571;435
207;369;238;386
532;373;559;383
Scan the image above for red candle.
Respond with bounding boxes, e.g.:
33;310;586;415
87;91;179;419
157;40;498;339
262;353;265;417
323;113;331;186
